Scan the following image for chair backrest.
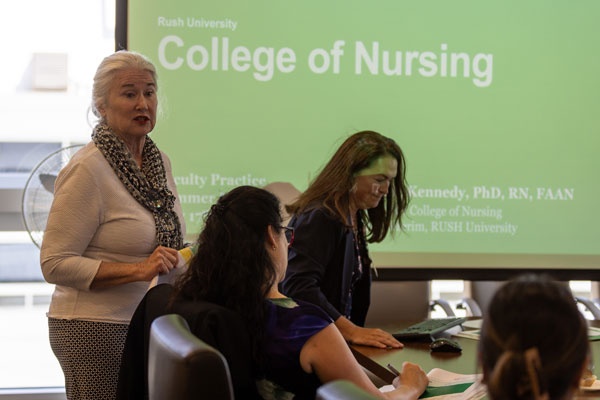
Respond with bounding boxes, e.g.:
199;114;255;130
148;314;235;400
316;380;378;400
575;296;600;320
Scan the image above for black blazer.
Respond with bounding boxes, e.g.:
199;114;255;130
281;208;372;326
116;283;262;400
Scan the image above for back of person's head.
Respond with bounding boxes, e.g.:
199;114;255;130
480;274;589;400
174;185;283;368
172;185;283;373
289;130;410;242
91;50;157;120
175;185;282;311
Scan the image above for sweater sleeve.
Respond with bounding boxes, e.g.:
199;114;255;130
40;159;103;290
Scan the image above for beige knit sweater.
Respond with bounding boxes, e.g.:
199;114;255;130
40;141;185;324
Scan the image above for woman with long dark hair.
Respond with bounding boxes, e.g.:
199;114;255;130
281;130;410;348
172;186;427;400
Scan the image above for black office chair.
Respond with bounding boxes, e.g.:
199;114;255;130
148;314;235;400
316;380;378;400
117;284;260;400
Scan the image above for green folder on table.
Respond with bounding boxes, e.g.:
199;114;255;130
420;382;474;398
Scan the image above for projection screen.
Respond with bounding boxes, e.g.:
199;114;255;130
116;0;600;279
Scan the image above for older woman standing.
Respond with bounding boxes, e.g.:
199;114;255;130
281;130;410;349
41;50;185;399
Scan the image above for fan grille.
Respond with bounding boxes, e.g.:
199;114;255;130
22;145;84;248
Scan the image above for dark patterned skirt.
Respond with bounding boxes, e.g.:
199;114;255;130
48;318;129;400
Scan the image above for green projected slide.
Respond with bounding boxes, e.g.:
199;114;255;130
125;0;600;269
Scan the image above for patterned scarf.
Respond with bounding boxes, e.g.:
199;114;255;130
92;124;183;249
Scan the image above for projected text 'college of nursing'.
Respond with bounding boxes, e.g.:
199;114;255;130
157;36;493;87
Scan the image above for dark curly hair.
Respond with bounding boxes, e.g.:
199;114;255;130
172;185;283;368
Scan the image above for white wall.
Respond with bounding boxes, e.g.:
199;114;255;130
0;0;115;143
0;0;116;391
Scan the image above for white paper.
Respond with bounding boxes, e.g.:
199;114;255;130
379;368;485;399
427;368;481;387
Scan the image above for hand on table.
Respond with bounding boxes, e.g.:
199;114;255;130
349;326;403;348
335;317;403;349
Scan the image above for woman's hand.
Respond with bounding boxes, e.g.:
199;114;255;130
388;362;429;400
140;246;179;278
91;246;179;289
348;326;403;348
335;317;403;348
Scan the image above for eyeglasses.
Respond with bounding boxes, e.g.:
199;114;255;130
280;226;295;246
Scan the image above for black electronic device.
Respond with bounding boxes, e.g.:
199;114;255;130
430;337;463;353
392;317;466;342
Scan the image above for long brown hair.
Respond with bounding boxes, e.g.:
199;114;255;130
287;130;409;242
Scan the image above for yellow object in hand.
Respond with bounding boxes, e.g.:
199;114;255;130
178;244;198;265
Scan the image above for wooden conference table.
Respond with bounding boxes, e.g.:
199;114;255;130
351;319;600;399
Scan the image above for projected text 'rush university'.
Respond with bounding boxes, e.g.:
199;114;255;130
157;35;493;87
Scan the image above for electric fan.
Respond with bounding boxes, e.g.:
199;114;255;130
21;144;84;248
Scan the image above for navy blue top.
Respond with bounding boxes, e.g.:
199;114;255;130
263;297;333;399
